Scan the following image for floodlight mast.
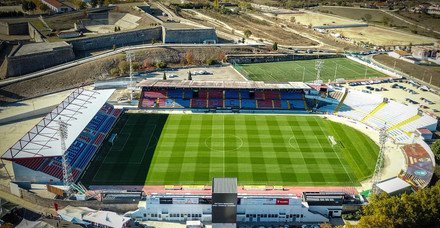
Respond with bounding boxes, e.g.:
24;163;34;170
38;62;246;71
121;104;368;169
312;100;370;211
371;126;388;194
59;117;72;195
315;60;324;82
126;52;135;101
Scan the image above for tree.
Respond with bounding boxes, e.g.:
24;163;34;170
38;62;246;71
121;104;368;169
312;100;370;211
382;16;391;26
184;51;194;65
118;60;130;75
358;182;440;227
290;16;296;23
244;29;252;38
432;140;440;162
213;0;219;9
38;3;49;12
163;71;167;80
188;71;192;80
22;1;36;12
272;42;278;51
363;13;372;22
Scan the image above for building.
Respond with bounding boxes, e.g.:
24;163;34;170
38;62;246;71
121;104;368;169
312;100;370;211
1;88;120;185
40;0;72;13
388;50;411;59
5;41;75;77
57;206;132;228
375;177;413;196
125;178;367;225
416;128;433;140
411;46;440;64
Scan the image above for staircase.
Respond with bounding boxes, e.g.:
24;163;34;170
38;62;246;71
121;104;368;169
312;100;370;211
361;102;387;122
302;96;310;111
333;89;348;113
387;114;422;132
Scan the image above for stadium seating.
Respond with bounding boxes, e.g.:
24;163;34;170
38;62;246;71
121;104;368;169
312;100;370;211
257;100;273;109
224;99;240;108
167;89;183;98
198;90;208;99
242;99;256;109
174;99;190;108
183;90;193;99
209;90;223;99
139;88;309;111
264;91;280;100
273;100;281;109
208;99;223;108
15;103;124;182
191;99;207;108
144;90;167;99
240;90;251;99
255;91;265;100
281;91;303;100
225;90;239;99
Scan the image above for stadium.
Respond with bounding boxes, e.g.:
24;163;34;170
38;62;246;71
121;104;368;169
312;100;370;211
1;76;437;225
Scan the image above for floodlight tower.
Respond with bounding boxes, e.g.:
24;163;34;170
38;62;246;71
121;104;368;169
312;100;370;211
315;60;324;82
59;118;72;194
126;52;135;101
371;126;388;194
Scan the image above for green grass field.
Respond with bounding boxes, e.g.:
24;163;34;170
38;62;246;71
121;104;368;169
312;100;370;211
81;113;379;186
235;58;386;82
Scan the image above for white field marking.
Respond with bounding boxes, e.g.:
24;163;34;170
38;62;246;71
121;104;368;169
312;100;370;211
315;120;356;185
328;135;337;147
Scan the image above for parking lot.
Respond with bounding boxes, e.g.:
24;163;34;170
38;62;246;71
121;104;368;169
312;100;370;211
344;79;440;115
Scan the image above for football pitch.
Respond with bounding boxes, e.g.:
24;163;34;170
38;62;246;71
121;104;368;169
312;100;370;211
235;57;386;82
81;113;379;186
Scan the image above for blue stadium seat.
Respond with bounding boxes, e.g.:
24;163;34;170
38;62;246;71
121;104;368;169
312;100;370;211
241;99;256;109
225;90;239;99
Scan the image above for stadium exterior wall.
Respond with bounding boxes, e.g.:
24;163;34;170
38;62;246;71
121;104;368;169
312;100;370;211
13;163;62;184
227;54;343;64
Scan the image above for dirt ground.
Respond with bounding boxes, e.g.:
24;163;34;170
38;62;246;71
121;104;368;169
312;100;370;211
278;11;361;27
332;26;437;46
183;9;318;46
373;54;440;87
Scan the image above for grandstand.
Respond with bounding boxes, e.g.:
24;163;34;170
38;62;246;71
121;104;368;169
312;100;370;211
1;88;121;184
138;80;310;111
333;89;437;144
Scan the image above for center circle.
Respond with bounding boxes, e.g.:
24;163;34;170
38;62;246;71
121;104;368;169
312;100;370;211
288;136;297;148
205;134;243;152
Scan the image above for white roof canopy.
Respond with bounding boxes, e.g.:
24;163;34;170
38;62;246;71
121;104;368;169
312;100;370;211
2;88;115;160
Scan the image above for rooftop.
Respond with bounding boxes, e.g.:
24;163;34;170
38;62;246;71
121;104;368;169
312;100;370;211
1;88;114;160
213;178;237;194
376;177;411;194
13;41;71;56
137;80;311;90
42;0;63;8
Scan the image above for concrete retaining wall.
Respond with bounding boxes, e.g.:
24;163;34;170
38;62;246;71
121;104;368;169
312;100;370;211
0;21;29;35
6;44;75;77
28;23;46;42
163;27;217;44
68;27;162;52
